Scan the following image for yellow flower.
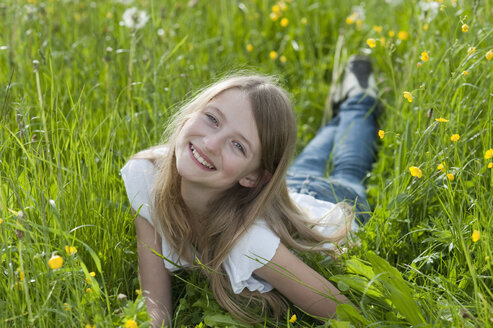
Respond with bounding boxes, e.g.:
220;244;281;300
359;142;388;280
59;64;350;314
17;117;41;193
486;50;493;61
301;17;307;25
366;38;377;48
84;325;95;328
64;303;71;311
135;289;142;295
461;24;469;32
423;23;429;31
420;51;429;62
356;19;363;29
280;18;289;27
467;47;476;55
403;91;413;103
65;245;77;256
86;287;92;293
271;4;281;14
435;117;449;122
485;149;493;159
378;130;384;139
289;314;297;323
446;173;454;181
0;218;3;224
472;230;480;242
269;51;278;60
409;166;423;178
462;70;468;76
388;30;395;37
380;37;386;45
373;25;383;33
345;12;358;24
398;30;408;40
125;319;138;328
450;134;460;142
245;44;253;52
437;162;445;172
18;269;25;281
48;255;63;270
269;12;279;21
280;55;287;63
488;163;493;168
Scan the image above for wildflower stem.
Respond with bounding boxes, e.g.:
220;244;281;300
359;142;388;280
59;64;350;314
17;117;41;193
18;241;34;323
127;32;136;110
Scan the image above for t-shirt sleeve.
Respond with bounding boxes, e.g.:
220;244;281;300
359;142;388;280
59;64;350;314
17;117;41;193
120;158;187;272
223;220;280;294
121;159;156;223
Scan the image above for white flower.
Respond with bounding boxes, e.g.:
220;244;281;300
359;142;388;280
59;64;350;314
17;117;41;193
419;1;439;22
122;7;149;30
157;28;165;36
49;199;56;208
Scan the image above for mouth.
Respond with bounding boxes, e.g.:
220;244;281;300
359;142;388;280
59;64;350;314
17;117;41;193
189;143;216;170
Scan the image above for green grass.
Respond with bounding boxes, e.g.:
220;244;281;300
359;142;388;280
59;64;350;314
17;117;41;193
1;0;492;327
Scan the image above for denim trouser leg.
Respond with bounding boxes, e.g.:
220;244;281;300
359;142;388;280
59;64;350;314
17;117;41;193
287;93;379;224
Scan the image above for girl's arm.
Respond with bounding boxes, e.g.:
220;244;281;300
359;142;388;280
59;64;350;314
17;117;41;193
135;215;173;327
254;242;349;318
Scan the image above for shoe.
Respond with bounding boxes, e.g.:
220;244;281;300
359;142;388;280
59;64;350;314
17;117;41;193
325;55;378;119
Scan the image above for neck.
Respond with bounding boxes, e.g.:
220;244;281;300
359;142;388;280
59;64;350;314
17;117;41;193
180;179;220;219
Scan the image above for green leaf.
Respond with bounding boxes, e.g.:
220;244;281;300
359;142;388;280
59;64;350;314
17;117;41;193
367;252;425;325
336;304;370;326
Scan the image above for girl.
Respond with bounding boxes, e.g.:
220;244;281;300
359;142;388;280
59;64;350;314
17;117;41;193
121;55;379;327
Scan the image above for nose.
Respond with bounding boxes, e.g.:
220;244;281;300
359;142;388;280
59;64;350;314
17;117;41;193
203;132;223;155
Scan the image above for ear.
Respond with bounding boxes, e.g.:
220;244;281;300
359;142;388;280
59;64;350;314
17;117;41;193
239;170;272;188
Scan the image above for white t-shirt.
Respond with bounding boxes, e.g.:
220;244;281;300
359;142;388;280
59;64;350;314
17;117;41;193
121;150;358;294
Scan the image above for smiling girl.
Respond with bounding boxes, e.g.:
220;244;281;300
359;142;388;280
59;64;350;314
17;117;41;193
121;55;379;327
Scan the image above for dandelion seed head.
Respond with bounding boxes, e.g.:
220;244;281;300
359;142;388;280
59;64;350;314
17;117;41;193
122;7;149;30
157;28;165;36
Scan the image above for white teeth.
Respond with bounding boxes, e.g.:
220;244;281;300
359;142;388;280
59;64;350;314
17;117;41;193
190;145;214;169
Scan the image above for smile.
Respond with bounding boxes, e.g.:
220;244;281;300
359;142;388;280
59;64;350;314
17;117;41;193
190;144;216;170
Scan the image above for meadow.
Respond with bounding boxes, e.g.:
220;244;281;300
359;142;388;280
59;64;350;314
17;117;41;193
1;0;492;327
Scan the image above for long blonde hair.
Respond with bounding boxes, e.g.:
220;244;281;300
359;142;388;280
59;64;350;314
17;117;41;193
141;74;346;322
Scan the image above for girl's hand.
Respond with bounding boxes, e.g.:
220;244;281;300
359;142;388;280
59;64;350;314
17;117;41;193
135;215;173;327
254;242;349;318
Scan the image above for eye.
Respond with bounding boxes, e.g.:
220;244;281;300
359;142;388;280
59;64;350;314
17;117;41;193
233;141;245;154
205;113;218;126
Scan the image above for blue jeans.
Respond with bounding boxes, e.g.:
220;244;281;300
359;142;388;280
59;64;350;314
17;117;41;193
286;93;379;224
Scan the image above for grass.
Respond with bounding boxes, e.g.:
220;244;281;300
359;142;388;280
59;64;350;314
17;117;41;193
1;0;492;327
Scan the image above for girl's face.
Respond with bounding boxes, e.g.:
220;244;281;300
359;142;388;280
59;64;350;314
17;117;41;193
175;88;263;193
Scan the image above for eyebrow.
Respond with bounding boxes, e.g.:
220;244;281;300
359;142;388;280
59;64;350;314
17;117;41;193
206;105;253;152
